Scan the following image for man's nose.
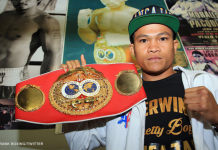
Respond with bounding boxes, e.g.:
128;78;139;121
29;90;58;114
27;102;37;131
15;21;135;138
147;41;160;53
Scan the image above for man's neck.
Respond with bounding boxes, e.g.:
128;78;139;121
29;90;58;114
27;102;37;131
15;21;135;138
142;67;176;81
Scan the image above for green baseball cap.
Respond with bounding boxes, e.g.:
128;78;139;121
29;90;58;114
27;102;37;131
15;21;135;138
128;4;180;42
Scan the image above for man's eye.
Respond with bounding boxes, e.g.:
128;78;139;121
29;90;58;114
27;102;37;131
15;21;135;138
160;37;167;41
140;39;147;43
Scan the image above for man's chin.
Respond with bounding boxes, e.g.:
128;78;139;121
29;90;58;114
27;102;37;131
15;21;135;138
141;68;161;75
142;66;171;76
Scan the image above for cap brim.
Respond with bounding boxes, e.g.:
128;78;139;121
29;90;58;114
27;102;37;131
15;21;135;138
128;14;180;36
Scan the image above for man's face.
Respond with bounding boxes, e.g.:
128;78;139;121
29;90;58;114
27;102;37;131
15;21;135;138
100;0;126;9
12;0;38;11
130;24;178;76
193;53;204;62
3;110;7;114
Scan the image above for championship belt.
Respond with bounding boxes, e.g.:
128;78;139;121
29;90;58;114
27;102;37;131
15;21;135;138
15;63;146;124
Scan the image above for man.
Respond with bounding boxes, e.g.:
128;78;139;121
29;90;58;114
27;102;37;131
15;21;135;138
0;109;11;130
0;0;62;99
192;50;218;75
61;4;218;150
78;0;140;69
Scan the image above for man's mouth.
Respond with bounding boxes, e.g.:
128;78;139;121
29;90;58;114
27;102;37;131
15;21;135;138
148;56;162;62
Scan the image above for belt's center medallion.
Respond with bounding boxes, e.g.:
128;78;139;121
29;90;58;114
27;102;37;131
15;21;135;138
49;67;113;115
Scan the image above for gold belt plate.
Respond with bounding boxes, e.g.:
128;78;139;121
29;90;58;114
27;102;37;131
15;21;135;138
15;84;45;112
115;70;142;96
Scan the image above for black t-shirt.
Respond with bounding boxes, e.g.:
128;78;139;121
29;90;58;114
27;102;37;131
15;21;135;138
143;71;195;150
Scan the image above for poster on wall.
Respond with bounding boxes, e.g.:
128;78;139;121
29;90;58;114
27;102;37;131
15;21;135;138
185;46;218;75
63;0;191;72
165;0;218;73
0;0;69;130
0;0;68;100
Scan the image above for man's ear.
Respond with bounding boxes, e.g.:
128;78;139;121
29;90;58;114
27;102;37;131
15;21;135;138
129;44;135;56
173;39;178;54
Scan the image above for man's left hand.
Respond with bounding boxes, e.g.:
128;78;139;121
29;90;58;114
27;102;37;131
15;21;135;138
184;86;218;127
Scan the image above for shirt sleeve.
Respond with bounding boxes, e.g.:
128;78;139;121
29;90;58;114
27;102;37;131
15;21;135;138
64;118;107;150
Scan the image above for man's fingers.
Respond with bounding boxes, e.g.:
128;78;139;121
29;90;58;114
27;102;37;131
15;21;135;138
184;97;202;104
184;89;200;99
66;60;74;69
185;86;204;92
69;60;81;69
184;91;200;99
60;64;68;72
186;103;200;112
60;55;86;72
185;86;208;99
60;64;65;68
185;87;210;99
81;54;86;66
74;60;81;68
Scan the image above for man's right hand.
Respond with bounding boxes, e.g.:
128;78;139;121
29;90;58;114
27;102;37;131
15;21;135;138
60;54;87;72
